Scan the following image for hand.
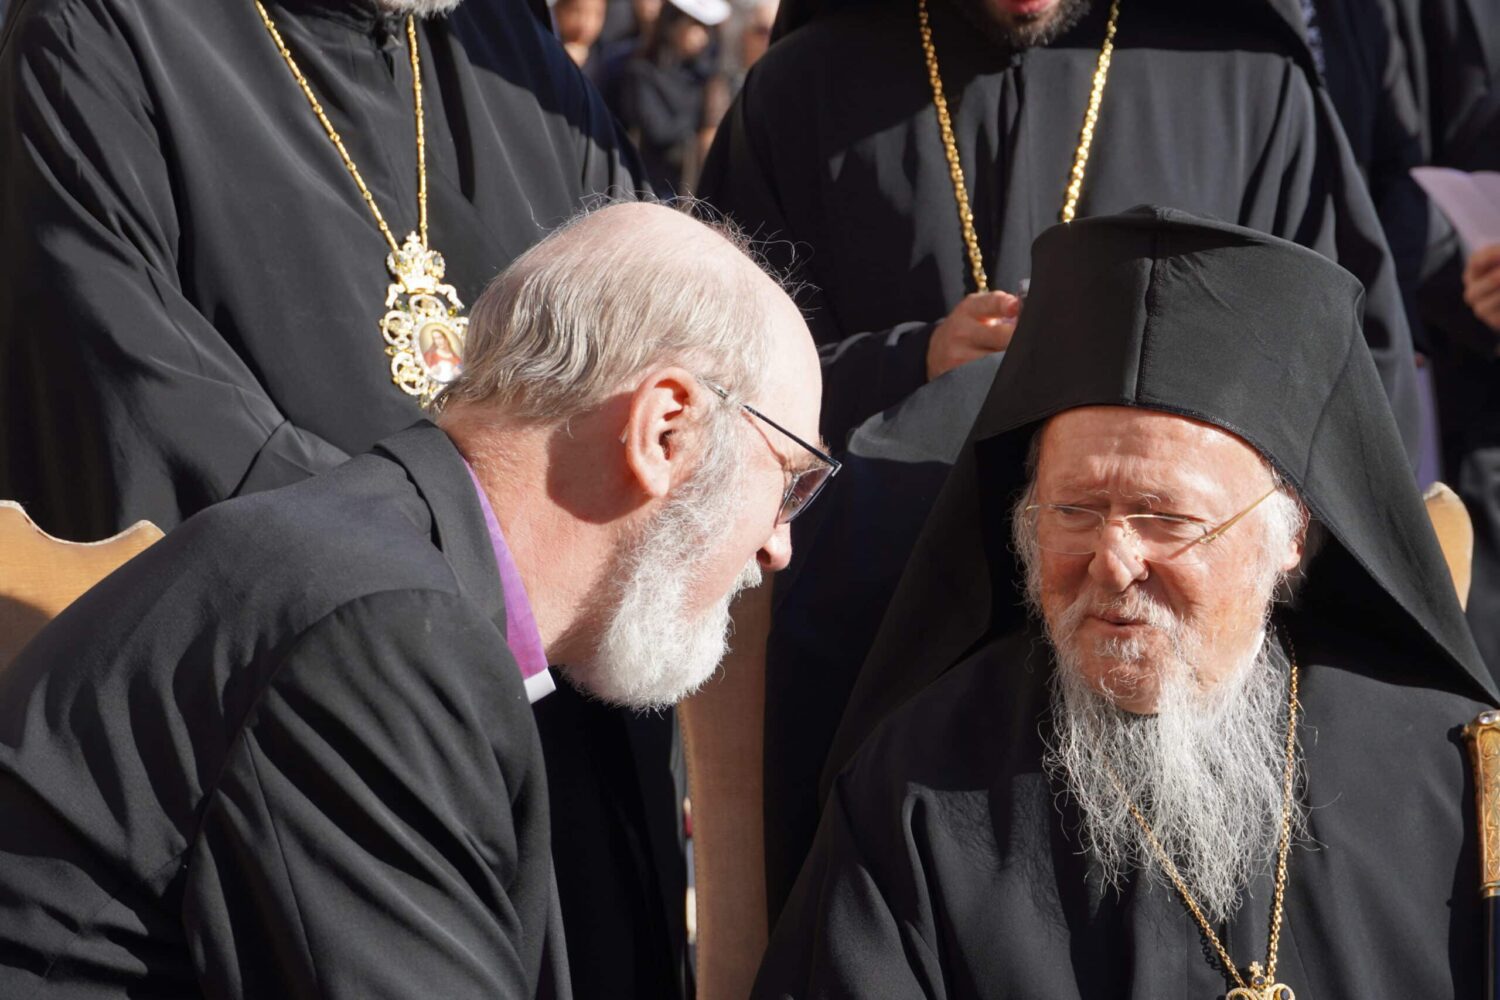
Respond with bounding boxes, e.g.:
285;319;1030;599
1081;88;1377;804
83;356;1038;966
926;290;1022;381
1463;243;1500;334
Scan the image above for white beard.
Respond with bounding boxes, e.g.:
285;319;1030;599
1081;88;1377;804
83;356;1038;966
1010;490;1301;924
561;433;761;711
376;0;465;16
1039;585;1299;924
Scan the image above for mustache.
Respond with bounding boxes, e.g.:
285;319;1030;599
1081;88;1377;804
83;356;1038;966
1056;586;1181;636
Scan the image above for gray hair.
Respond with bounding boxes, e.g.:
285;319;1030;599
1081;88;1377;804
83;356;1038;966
437;204;775;424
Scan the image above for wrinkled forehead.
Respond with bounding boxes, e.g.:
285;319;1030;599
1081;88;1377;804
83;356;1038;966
1031;405;1273;503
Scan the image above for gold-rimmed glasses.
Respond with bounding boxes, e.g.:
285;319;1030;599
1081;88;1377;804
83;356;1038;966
1023;485;1277;562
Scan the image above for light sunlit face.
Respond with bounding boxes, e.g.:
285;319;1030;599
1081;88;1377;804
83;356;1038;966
687;297;823;619
1030;407;1301;713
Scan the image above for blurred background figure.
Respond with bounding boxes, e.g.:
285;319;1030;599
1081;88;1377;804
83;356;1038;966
619;0;728;195
717;0;778;103
555;0;609;68
594;0;665;112
700;0;778;144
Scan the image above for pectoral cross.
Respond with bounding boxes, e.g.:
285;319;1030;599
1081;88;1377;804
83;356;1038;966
1225;962;1295;1000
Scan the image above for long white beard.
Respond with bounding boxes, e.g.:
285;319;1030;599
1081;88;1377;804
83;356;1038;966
563;434;761;711
376;0;464;16
1042;593;1299;924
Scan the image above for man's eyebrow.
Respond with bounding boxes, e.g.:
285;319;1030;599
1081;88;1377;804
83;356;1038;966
1050;483;1182;506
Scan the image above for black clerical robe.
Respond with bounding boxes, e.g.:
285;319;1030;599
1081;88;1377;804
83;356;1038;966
0;0;640;541
755;624;1490;999
700;0;1426;917
700;0;1423;457
0;423;568;998
0;6;687;994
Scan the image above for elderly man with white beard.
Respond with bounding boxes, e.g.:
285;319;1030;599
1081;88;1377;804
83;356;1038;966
0;202;832;999
753;206;1500;1000
0;0;700;994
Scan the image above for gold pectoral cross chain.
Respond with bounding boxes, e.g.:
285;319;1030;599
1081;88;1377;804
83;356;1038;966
256;3;467;407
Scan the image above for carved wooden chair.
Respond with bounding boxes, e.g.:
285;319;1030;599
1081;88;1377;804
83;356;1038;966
0;502;163;671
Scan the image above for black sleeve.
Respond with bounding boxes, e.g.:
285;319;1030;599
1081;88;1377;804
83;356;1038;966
700;89;936;450
752;774;943;1000
0;4;350;540
183;590;554;999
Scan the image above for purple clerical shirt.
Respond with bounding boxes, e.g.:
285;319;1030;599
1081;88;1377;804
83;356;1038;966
466;462;555;704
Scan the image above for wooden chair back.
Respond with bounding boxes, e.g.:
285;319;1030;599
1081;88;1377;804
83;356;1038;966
679;580;772;1000
0;502;163;671
1424;482;1473;610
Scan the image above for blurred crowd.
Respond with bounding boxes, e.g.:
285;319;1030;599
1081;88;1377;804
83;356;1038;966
552;0;777;193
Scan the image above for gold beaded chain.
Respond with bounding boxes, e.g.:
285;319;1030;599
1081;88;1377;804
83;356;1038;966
252;1;470;407
1111;634;1302;999
918;0;1120;293
253;1;428;255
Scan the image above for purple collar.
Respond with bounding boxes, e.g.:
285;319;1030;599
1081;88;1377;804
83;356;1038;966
464;461;554;704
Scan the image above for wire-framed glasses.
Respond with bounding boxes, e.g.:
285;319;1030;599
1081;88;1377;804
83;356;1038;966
1022;485;1277;563
701;379;841;524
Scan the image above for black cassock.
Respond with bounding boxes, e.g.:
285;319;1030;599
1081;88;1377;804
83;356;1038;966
0;3;686;996
0;423;566;997
755;208;1500;998
698;0;1427;917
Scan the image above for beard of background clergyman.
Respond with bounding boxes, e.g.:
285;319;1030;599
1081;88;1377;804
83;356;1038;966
376;0;465;16
559;417;762;711
1011;495;1304;925
948;0;1091;50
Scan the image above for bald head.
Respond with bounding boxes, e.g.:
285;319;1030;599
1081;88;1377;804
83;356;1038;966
440;202;809;425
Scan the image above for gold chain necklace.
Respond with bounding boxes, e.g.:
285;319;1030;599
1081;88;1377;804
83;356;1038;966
254;1;468;407
1110;636;1302;1000
918;0;1120;293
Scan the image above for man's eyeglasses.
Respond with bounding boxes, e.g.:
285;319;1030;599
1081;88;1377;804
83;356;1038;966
1022;485;1277;564
701;380;841;524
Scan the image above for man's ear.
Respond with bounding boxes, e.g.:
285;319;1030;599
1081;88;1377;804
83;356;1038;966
1277;516;1308;574
620;366;706;500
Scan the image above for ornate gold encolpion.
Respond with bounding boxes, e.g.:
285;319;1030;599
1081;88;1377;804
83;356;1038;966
1227;962;1296;1000
1464;710;1500;897
255;3;464;407
382;233;469;406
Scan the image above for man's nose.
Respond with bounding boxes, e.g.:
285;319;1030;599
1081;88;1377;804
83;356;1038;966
1087;520;1148;591
758;520;793;573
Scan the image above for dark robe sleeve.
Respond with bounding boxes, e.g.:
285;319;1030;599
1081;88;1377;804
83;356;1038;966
183;591;556;999
699;93;935;450
0;7;351;541
752;773;944;1000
